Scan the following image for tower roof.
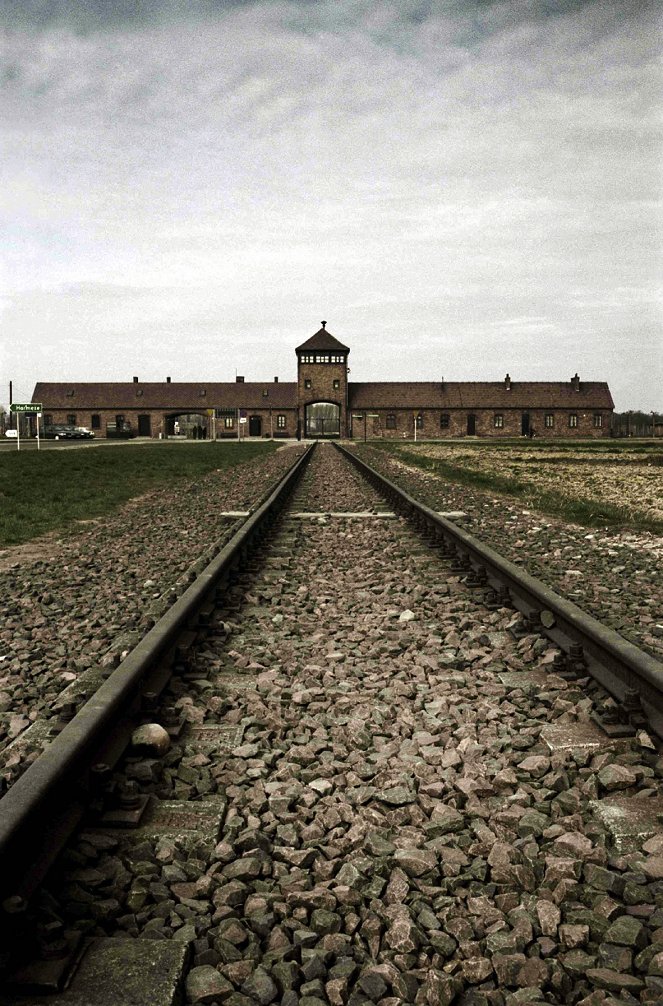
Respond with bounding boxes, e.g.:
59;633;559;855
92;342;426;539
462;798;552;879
295;321;350;354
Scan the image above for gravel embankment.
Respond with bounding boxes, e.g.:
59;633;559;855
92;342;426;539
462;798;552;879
350;446;663;663
46;445;663;1005
407;446;663;524
0;445;305;774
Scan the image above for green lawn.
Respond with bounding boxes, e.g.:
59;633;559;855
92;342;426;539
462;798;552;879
0;441;279;546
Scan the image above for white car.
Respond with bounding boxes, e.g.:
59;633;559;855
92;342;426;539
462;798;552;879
4;430;17;438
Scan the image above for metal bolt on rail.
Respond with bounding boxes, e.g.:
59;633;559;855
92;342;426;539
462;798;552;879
623;687;647;729
567;642;587;676
466;564;489;588
57;701;77;723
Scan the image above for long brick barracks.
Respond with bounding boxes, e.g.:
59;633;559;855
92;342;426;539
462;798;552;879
33;322;614;440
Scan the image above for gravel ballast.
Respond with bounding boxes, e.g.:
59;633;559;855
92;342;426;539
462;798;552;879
0;445;306;781
36;444;663;1006
351;445;663;663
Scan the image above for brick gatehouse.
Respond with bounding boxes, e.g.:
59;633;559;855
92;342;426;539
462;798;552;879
32;322;614;440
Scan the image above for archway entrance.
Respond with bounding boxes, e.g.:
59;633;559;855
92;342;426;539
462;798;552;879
165;413;210;439
305;402;340;438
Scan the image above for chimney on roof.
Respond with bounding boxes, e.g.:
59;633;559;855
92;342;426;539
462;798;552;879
274;376;279;383
236;376;245;383
571;373;580;391
166;376;171;383
133;376;138;383
505;373;511;391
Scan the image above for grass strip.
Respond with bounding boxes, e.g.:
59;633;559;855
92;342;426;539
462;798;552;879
0;442;279;547
371;444;663;535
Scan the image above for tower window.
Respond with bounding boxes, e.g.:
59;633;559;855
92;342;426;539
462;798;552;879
305;379;311;389
333;379;340;390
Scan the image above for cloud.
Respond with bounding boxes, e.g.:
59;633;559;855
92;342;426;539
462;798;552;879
1;0;661;409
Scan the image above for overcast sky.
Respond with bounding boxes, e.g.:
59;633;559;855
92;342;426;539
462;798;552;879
1;0;661;410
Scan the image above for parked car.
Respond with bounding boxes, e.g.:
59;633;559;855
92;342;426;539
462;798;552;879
4;429;18;438
44;424;94;440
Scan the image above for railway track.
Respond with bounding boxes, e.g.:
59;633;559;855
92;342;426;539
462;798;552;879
2;442;663;1005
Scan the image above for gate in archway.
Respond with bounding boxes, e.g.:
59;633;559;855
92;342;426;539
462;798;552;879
305;402;340;438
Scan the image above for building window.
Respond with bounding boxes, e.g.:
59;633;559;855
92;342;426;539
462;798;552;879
440;413;450;429
315;354;328;363
416;413;423;430
91;414;101;429
224;416;234;429
116;415;125;430
494;414;504;428
305;379;311;389
300;354;313;363
136;389;143;397
199;389;206;397
569;413;578;428
44;414;53;426
386;414;396;429
330;354;345;363
262;389;269;397
333;379;340;390
67;414;76;425
545;414;554;428
593;413;603;428
277;415;286;429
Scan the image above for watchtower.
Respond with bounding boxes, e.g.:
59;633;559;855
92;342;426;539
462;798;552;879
295;322;350;438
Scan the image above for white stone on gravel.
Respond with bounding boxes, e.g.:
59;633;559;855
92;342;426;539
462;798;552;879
131;723;171;755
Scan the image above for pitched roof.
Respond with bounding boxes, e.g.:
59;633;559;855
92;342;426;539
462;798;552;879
295;323;350;354
32;382;298;411
348;381;614;410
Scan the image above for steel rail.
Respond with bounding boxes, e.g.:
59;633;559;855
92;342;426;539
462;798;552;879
0;443;316;914
336;443;663;740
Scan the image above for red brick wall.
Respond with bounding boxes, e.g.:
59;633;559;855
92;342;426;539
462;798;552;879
350;409;612;439
42;408;298;439
297;360;348;435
